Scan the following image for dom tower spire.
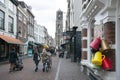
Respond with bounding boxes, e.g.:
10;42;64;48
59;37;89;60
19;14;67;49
55;9;63;50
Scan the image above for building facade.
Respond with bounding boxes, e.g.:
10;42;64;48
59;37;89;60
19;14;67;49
0;0;23;61
17;1;28;55
34;21;39;43
27;6;34;42
39;25;46;44
17;1;35;56
66;0;120;80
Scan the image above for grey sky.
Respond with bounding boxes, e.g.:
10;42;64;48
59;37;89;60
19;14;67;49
22;0;67;38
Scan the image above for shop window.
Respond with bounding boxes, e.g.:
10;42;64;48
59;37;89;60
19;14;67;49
0;41;6;57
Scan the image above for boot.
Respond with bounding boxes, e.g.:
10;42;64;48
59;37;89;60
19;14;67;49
35;67;38;72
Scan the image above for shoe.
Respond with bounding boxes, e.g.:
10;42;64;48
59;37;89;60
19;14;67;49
35;68;38;72
9;71;12;73
42;68;45;72
9;70;13;73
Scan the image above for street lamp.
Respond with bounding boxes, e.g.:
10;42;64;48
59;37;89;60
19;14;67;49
72;26;78;62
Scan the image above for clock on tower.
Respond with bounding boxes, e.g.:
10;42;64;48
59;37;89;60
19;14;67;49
57;12;63;20
58;14;61;19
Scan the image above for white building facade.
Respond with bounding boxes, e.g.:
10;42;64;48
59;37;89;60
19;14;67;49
34;21;45;44
0;0;24;61
0;0;17;37
68;0;120;80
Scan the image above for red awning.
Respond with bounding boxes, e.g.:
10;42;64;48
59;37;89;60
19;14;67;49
0;35;23;44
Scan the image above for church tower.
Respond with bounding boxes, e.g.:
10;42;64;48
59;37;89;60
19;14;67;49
55;9;63;49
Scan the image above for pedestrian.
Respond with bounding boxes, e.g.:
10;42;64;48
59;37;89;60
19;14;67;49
18;52;23;64
33;46;41;72
9;47;18;72
37;46;43;55
41;48;52;72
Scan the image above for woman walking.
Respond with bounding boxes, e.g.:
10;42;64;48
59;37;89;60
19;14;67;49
41;48;52;72
33;46;41;72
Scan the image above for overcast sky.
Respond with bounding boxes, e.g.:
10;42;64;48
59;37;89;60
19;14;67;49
22;0;67;38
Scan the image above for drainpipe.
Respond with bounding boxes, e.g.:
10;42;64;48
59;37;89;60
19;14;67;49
116;0;120;80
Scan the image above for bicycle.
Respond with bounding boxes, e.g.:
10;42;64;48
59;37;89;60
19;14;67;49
43;57;52;72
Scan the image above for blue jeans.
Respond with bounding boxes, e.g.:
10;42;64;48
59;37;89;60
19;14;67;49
43;62;46;69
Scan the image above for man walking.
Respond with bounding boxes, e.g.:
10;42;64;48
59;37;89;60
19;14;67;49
9;47;18;72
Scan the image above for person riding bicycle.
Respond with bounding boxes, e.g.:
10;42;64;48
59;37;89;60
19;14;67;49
41;48;52;72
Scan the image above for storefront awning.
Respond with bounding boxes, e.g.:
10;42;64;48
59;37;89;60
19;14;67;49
34;42;42;46
0;35;23;45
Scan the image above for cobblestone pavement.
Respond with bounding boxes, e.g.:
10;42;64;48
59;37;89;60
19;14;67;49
0;55;89;80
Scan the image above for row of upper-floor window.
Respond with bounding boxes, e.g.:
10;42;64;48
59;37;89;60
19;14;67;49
28;15;34;25
82;0;90;3
68;0;91;11
82;0;91;10
18;11;34;37
0;10;28;38
0;10;27;37
34;26;45;36
18;9;34;25
0;9;14;33
18;11;27;24
0;0;34;25
28;25;34;36
0;0;15;12
17;12;34;37
18;24;27;38
34;33;45;42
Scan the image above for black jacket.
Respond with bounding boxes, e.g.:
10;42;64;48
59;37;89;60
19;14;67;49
9;51;18;63
33;52;40;61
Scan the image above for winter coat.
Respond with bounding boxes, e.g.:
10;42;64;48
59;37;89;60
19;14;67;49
9;51;18;63
41;53;49;63
33;52;40;61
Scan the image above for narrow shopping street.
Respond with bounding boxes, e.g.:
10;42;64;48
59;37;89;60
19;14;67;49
0;55;89;80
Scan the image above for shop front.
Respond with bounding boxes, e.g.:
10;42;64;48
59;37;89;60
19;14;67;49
0;35;23;62
80;0;117;79
27;41;34;57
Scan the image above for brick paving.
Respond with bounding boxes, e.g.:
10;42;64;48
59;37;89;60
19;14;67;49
57;58;89;80
0;55;89;80
0;56;59;80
